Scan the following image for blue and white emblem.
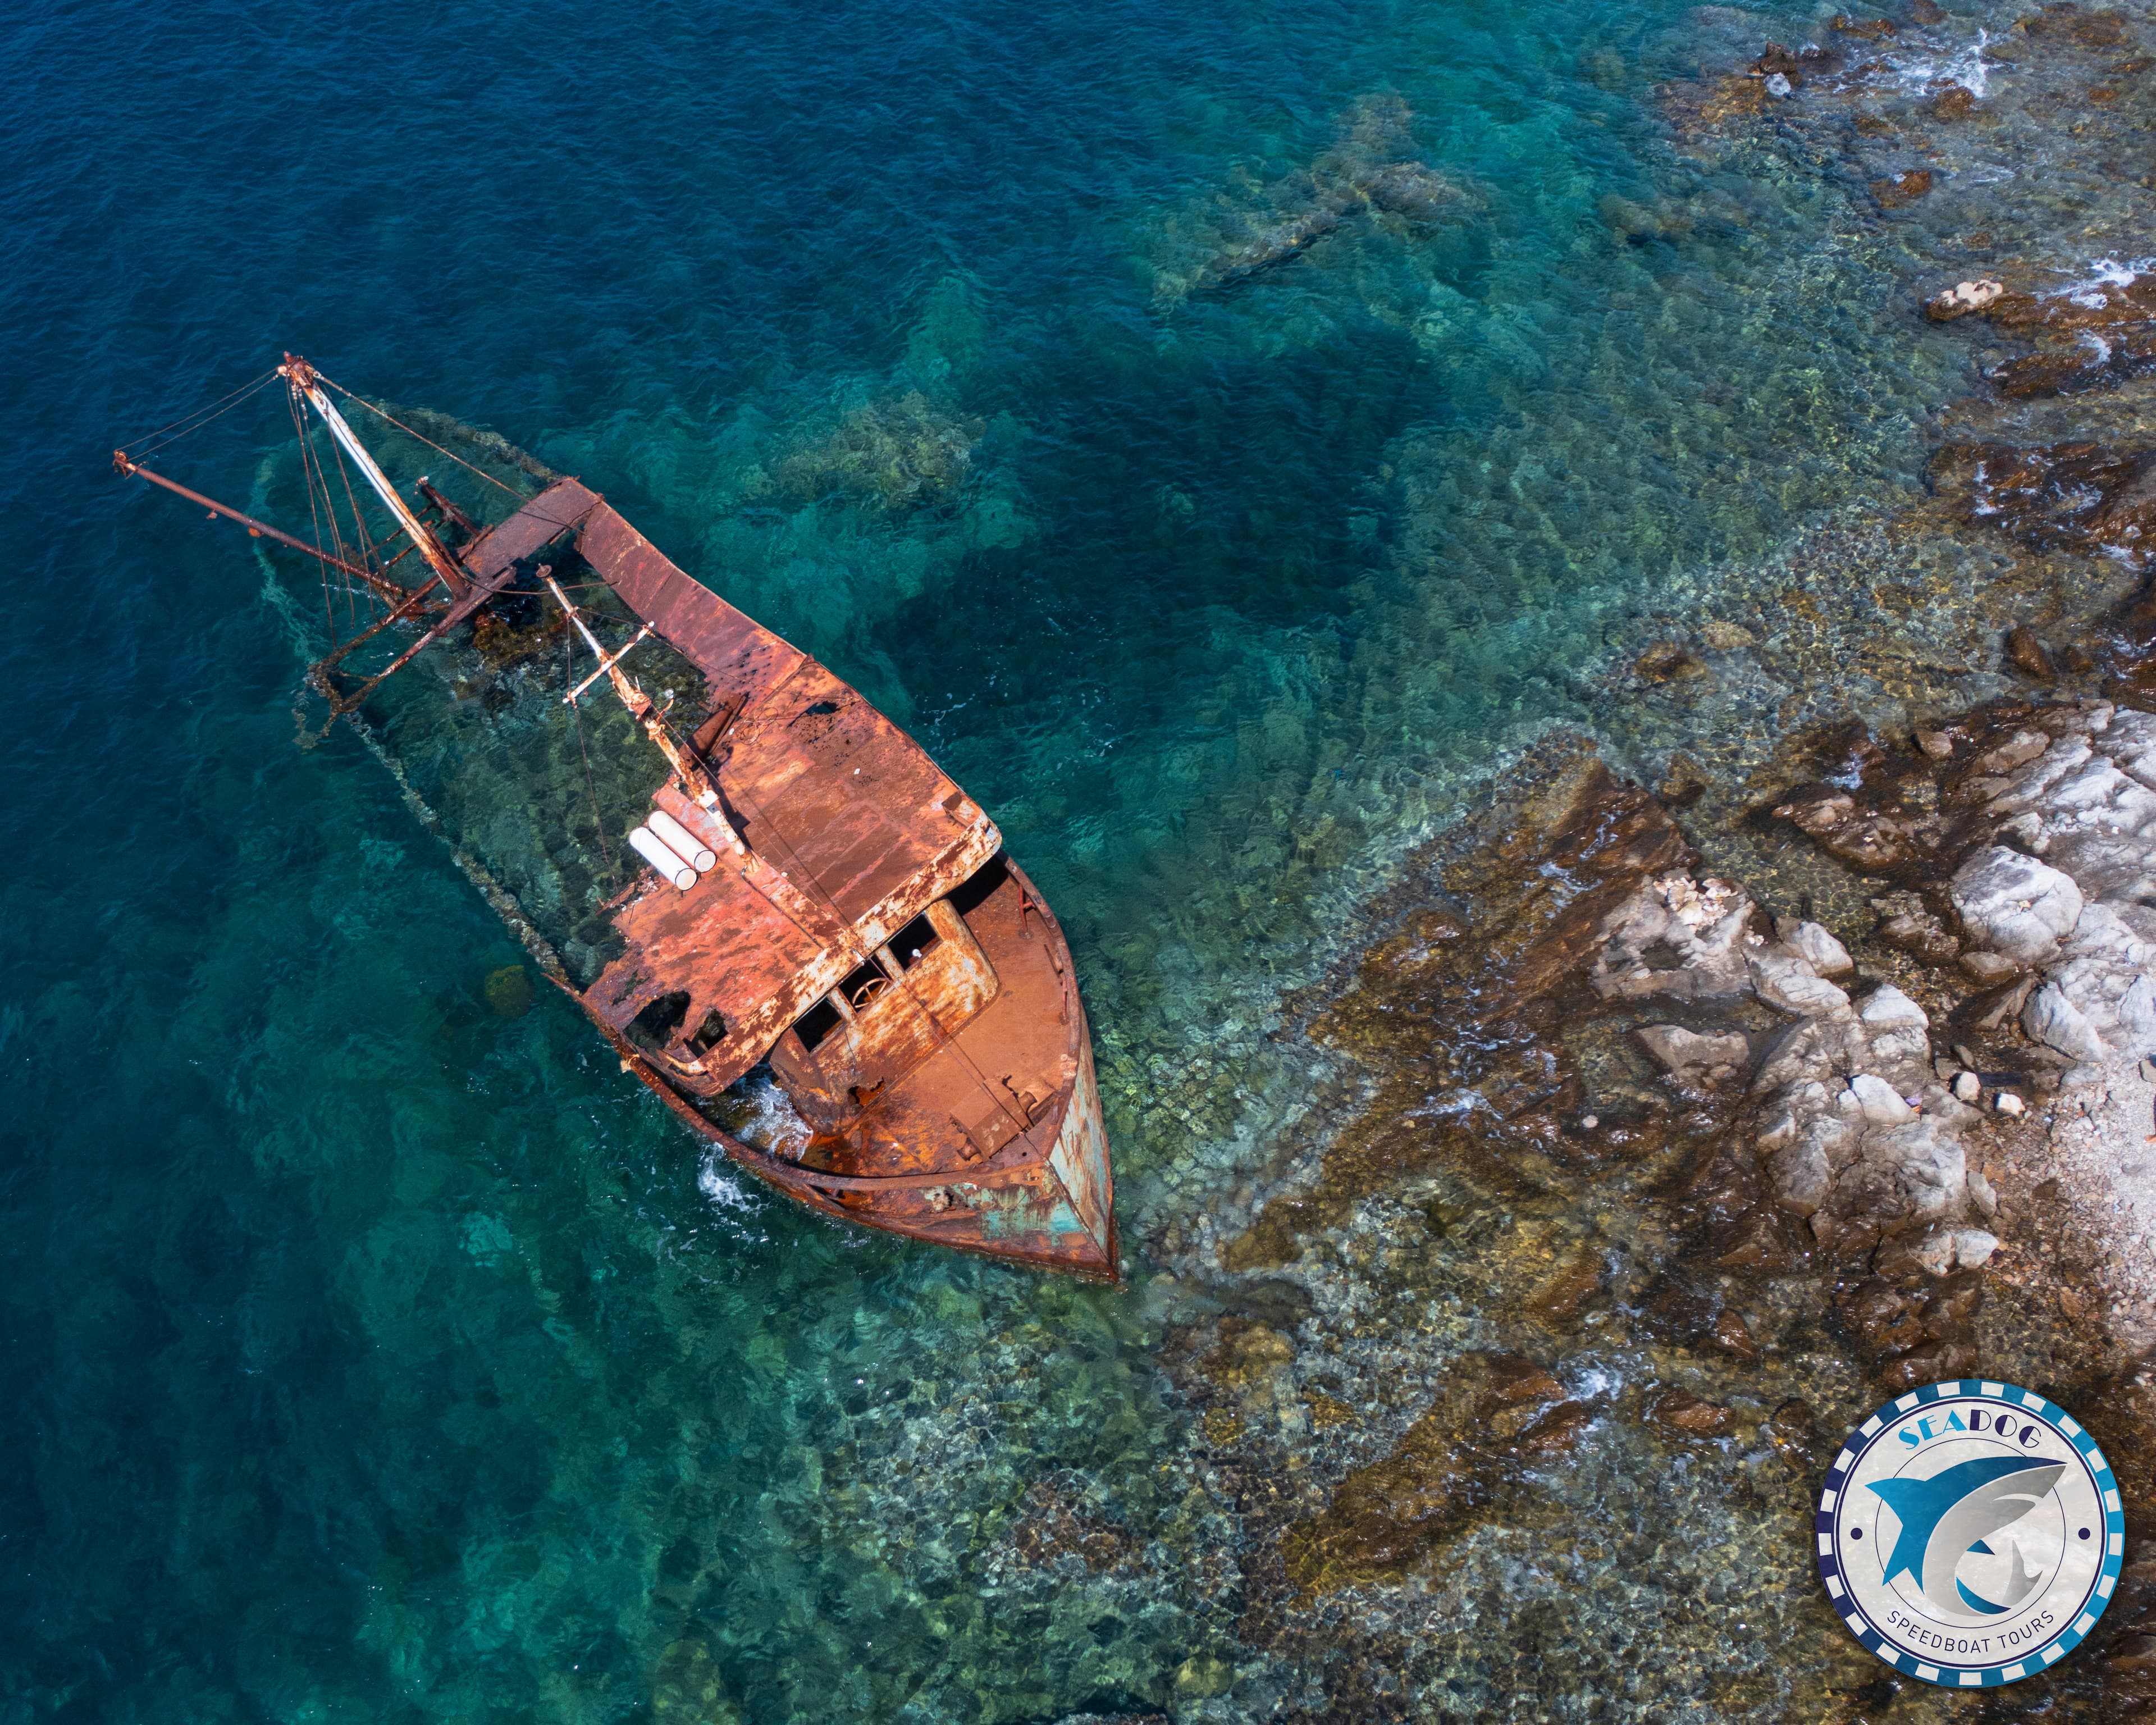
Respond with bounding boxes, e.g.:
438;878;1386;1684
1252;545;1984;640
1818;1381;2123;1687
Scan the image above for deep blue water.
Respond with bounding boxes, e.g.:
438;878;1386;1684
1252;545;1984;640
3;0;1981;1718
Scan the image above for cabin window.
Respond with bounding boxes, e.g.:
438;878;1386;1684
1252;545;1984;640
687;1008;728;1053
793;996;845;1054
888;912;939;971
947;854;1009;921
629;991;692;1048
839;956;894;1010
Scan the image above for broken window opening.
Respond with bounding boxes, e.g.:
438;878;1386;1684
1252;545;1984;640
687;1008;728;1053
793;996;845;1055
947;852;1008;921
888;911;939;971
628;990;692;1051
841;955;894;1010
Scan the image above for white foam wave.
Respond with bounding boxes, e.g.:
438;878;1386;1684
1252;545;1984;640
698;1153;758;1211
1883;28;1993;99
730;1069;815;1159
2061;255;2156;307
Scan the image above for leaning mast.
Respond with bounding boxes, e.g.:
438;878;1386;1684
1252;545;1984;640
280;353;470;600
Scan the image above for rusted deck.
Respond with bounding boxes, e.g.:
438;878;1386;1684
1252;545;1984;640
458;478;1117;1278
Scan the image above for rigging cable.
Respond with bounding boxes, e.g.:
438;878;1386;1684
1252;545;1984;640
124;369;280;461
321;422;383;637
319;377;529;499
302;402;362;638
289;385;340;641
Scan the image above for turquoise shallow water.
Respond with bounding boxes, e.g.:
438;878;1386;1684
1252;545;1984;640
0;0;2034;1717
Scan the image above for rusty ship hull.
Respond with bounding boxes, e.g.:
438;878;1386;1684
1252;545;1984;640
462;480;1117;1280
117;367;1117;1281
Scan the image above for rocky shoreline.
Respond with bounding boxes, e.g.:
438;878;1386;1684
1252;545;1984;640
1149;687;2156;1720
1121;6;2156;1716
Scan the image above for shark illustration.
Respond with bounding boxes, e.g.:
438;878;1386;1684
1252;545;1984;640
1867;1455;2067;1619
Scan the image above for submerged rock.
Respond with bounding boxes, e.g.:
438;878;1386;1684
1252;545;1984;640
768;390;983;511
1647;1386;1734;1437
483;963;533;1017
2021;4;2130;47
1281;1351;1591;1592
1636;1024;1751;1085
1869;168;1933;209
1766;1399;1821;1473
1179;94;1478;297
2006;623;2057;682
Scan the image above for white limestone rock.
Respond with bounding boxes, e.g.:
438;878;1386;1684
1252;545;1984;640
1859;985;1928;1031
1929;279;2004;319
1771;1134;1833;1218
1787;920;1854;978
1860;984;1933;1069
2025;982;2107;1062
1751;1021;1833;1097
1909;1225;1999;1275
1990;738;2094;813
2123;975;2156;1042
1849;1073;1916;1126
1953;1228;2000;1270
1748;947;1853;1018
1951;846;2084;963
1867;1117;1968;1226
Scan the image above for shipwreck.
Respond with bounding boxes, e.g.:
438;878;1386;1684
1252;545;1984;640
114;355;1116;1280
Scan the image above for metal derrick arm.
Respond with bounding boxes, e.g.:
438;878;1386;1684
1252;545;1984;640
111;449;422;606
111;351;482;623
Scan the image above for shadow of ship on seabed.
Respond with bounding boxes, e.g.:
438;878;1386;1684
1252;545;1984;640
1164;93;1483;302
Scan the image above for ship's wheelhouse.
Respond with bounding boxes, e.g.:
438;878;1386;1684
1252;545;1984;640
766;857;1007;1128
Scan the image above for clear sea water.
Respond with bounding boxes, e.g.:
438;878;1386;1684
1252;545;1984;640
0;0;2030;1718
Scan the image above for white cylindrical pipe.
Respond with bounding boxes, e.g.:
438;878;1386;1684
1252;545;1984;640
629;825;697;889
647;807;718;872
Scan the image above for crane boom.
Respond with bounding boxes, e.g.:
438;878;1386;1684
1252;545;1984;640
281;353;469;598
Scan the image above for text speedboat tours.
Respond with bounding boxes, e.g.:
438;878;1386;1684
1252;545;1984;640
1819;1380;2121;1687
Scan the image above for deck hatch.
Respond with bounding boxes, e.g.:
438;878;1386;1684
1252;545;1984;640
952;1086;1023;1160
